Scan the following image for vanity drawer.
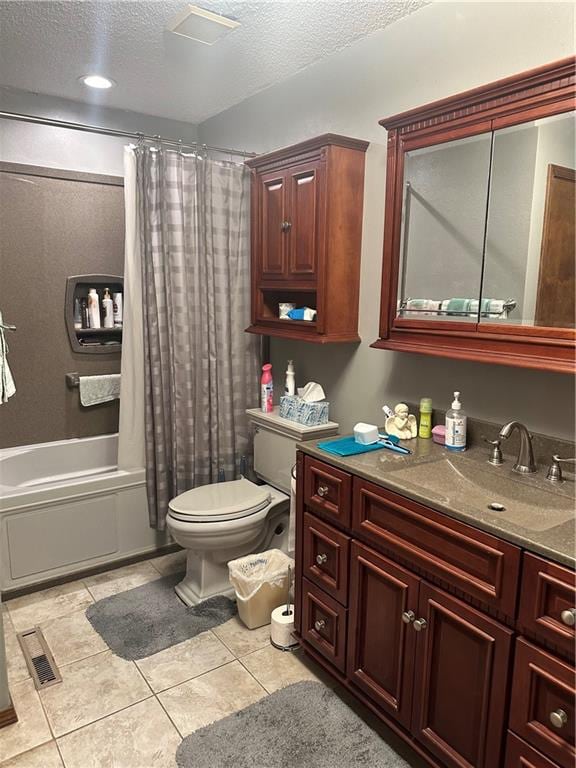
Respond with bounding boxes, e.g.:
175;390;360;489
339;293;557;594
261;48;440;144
510;638;575;768
301;577;347;672
304;456;352;528
352;477;521;617
518;553;576;659
302;513;350;605
505;732;561;768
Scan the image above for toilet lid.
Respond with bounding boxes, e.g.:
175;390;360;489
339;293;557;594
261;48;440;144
168;478;271;523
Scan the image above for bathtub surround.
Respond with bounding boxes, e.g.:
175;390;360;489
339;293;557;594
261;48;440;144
132;147;259;529
86;575;236;661
176;680;416;768
0;163;123;449
198;1;576;440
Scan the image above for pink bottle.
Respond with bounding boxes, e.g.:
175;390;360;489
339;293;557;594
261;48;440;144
260;364;273;413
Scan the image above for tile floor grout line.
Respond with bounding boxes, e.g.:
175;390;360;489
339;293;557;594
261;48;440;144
153;691;187;741
52;692;155;743
140;651;237;695
236;653;273;697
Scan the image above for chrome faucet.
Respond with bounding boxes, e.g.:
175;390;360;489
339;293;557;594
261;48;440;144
498;421;537;474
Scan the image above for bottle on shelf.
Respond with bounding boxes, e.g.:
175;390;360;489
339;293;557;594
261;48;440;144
102;288;114;328
87;288;101;329
113;292;123;328
73;297;82;329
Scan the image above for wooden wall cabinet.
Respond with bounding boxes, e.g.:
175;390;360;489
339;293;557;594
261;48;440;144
372;57;576;372
295;451;576;768
246;134;368;343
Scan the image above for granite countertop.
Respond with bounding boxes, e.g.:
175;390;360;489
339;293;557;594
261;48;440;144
297;434;576;569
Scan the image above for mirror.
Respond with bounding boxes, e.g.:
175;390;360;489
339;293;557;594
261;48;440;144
397;134;492;323
483;111;575;328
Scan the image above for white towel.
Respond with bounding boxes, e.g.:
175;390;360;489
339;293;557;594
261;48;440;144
79;374;121;407
0;311;16;404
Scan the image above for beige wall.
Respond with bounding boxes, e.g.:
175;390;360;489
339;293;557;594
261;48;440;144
199;1;576;440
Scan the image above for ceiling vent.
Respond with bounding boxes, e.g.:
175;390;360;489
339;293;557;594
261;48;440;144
167;5;241;45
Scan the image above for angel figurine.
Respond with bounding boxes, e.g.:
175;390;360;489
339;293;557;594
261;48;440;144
385;403;417;440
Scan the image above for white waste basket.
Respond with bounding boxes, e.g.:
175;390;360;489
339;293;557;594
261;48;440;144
228;549;294;629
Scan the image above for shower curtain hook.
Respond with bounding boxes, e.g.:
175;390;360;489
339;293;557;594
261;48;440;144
155;134;162;153
177;138;183;156
202;143;208;159
136;132;145;150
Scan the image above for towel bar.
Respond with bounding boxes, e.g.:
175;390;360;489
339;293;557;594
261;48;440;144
66;372;80;388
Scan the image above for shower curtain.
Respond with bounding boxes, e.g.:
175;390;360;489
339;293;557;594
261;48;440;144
121;145;259;530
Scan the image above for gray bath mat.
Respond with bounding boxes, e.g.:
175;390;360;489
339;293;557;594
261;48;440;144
86;573;237;660
176;681;415;768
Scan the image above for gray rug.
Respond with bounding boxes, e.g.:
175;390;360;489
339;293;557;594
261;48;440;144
176;681;414;768
86;573;237;660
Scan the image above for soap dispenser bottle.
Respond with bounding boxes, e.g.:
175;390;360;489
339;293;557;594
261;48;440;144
445;391;467;452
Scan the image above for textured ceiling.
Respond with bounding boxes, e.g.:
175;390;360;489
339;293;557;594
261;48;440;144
0;1;427;124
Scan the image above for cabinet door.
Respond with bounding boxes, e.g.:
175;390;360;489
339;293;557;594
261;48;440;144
347;541;419;729
412;582;513;768
287;161;323;280
259;171;287;280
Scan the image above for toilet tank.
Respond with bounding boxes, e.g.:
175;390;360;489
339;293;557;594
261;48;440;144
246;408;339;495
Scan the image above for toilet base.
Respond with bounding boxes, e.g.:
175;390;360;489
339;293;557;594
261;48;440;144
174;552;236;606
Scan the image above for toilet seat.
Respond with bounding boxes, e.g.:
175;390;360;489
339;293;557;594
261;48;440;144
168;478;271;523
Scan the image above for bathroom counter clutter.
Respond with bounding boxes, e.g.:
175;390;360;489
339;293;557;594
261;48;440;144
297;434;576;568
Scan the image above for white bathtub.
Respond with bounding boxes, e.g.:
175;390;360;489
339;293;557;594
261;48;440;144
0;434;167;592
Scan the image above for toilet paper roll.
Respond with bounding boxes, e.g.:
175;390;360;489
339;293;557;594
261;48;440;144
270;604;298;649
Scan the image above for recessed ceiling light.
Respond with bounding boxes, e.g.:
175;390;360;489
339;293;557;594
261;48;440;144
79;75;115;90
167;4;240;45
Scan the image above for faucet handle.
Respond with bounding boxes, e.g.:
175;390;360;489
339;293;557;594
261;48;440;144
483;437;504;466
547;455;576;483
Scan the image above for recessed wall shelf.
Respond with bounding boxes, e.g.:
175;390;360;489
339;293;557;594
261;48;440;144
65;274;123;355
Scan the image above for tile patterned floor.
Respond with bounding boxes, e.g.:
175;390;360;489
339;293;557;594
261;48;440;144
0;552;322;767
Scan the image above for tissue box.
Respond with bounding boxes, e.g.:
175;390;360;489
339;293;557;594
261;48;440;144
279;395;330;426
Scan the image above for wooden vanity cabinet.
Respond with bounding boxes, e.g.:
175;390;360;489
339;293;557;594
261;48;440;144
296;451;576;768
246;134;368;343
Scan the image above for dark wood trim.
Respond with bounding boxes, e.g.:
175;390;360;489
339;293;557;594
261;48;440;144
0;703;18;729
246;323;361;343
375;57;576;373
0;161;123;187
379;57;575;131
246;134;369;169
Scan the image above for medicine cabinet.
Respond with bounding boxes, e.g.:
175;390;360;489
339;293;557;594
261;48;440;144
373;57;576;373
65;274;123;354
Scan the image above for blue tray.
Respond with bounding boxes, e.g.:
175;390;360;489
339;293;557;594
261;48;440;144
317;436;386;457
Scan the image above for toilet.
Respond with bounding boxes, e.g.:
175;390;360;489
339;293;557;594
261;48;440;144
166;407;339;606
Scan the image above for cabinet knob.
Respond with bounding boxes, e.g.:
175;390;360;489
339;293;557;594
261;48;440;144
317;484;329;498
402;611;415;624
281;221;292;232
314;619;326;633
560;609;576;627
413;618;428;632
549;709;568;729
315;553;328;566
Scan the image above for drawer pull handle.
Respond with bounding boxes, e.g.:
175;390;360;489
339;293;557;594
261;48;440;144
314;619;326;632
413;618;427;632
315;553;328;566
317;484;329;498
550;709;568;729
560;609;576;627
402;611;415;624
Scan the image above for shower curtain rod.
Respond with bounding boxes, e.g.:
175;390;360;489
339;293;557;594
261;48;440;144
0;110;257;158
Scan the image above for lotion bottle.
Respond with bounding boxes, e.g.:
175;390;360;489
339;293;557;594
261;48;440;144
285;360;296;396
102;288;114;328
261;363;273;413
445;391;467;451
88;288;101;329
